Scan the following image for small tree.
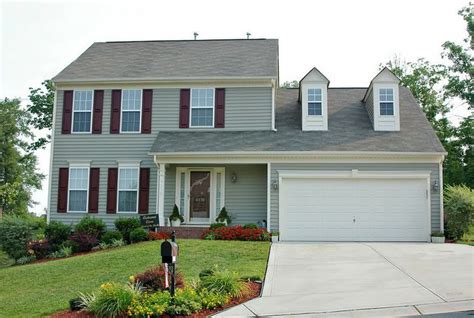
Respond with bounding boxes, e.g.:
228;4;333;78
216;207;231;224
444;185;474;240
169;204;184;222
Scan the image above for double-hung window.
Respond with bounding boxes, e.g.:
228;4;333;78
121;89;142;132
68;166;89;212
191;88;214;127
72;90;93;133
118;167;139;213
379;88;394;116
308;88;322;116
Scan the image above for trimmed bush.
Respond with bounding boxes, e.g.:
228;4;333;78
69;232;99;252
101;230;123;245
27;239;52;259
133;265;184;292
75;216;106;239
169;204;184;223
0;216;33;259
444;185;474;240
202;225;270;241
215;207;231;224
130;228;148;243
114;218;141;243
242;223;259;229
44;221;71;249
209;223;226;230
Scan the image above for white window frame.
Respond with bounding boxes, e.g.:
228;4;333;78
175;167;225;224
117;164;140;213
190;88;215;128
307;88;323;116
120;89;143;133
72;90;93;134
67;164;90;213
379;88;394;116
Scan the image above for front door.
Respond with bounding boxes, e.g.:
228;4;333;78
189;171;211;222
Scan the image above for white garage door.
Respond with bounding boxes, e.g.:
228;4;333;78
280;176;430;242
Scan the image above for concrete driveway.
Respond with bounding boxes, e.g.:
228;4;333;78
217;243;474;317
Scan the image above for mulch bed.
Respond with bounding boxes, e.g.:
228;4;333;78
50;281;261;318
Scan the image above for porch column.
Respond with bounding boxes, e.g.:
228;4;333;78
158;163;166;226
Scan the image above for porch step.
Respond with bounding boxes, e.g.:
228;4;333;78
158;226;209;239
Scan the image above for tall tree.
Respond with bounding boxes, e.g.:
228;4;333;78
27;79;54;150
0;98;44;215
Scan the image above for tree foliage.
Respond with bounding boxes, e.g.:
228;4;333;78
0;98;44;215
281;80;299;88
27;79;55;150
382;3;474;187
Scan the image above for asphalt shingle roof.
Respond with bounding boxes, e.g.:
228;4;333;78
151;87;445;153
53;39;279;82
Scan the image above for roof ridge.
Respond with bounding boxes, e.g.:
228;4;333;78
103;38;276;44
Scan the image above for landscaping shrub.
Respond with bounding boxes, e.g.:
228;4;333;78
101;230;123;245
79;282;141;317
0;250;15;268
147;231;171;240
16;255;36;265
27;239;52;259
49;245;73;258
110;238;125;248
0;216;33;259
166;287;202;316
127;291;171;317
130;228;148;243
202;225;270;241
169;204;184;223
199;265;248;298
114;218;141;243
241;275;262;282
209;223;226;230
75;216;106;239
242;223;259;229
199;288;230;309
44;221;72;249
133;265;184;292
444;185;474;240
215;207;231;224
69;232;99;252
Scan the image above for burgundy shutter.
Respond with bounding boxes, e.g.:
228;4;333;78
215;88;225;128
62;91;73;134
141;89;153;133
92;90;104;134
179;89;190;128
138;168;150;214
88;168;100;213
110;90;121;134
106;168;118;213
57;168;69;213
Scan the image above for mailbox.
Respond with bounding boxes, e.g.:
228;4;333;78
161;240;178;264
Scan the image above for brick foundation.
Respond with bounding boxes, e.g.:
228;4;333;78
156;226;208;239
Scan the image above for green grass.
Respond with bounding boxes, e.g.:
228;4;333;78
0;240;269;317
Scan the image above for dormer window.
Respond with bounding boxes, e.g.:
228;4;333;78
379;88;394;116
308;88;322;116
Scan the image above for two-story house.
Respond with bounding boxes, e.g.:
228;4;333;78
48;39;446;242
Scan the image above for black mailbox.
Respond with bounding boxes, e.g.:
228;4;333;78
161;240;178;263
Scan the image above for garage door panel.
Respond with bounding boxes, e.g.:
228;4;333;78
280;177;429;242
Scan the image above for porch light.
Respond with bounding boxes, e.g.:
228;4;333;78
272;180;279;190
231;172;238;183
432;180;439;192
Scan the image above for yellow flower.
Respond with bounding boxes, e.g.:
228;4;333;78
129;275;135;282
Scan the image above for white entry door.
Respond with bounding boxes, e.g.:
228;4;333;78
280;174;430;242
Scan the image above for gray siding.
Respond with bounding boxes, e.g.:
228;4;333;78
50;90;157;228
164;164;267;225
270;163;441;232
155;87;272;131
365;89;374;127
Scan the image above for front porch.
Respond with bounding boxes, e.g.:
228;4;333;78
154;163;269;229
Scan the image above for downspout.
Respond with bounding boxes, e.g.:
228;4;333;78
271;79;277;131
439;157;445;232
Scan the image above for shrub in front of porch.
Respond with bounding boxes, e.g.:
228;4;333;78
201;225;270;241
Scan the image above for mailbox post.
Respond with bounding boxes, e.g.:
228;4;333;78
160;231;178;297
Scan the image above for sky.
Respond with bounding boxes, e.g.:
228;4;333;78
0;0;470;215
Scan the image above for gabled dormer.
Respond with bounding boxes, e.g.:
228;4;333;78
299;67;329;131
363;67;401;131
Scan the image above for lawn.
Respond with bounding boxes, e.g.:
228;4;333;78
0;239;270;318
